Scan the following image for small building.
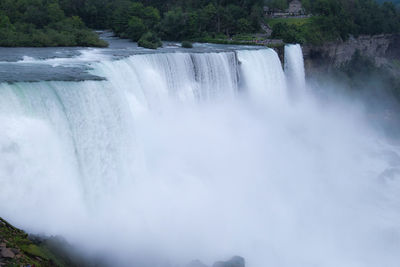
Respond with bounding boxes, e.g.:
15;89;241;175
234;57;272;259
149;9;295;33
288;0;303;15
264;0;304;17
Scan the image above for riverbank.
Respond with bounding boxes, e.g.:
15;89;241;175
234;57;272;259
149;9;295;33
0;218;100;267
1;217;247;267
0;217;61;266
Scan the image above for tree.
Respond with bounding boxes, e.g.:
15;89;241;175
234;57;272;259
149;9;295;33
199;3;217;32
265;0;288;11
142;6;160;28
126;16;146;41
0;14;14;30
47;3;65;24
237;18;252;33
160;8;186;40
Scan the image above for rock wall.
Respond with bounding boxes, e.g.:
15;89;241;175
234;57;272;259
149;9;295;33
302;34;400;73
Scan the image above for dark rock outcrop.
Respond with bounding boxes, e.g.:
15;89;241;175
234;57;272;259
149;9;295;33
212;256;245;267
0;247;15;258
186;259;209;267
0;217;58;266
0;217;102;267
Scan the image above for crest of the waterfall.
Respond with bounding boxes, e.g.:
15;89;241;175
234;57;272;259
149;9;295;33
237;49;287;106
284;44;306;94
91;52;239;114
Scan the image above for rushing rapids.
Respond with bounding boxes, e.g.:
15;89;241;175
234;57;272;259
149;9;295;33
0;45;399;266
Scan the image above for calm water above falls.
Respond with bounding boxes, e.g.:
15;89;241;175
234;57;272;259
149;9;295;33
0;41;399;267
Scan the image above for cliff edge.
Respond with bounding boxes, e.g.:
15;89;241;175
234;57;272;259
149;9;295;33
302;34;400;74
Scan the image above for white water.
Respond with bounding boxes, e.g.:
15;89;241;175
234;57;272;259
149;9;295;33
0;47;399;266
285;44;306;94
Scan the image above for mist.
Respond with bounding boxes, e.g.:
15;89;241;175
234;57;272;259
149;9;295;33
0;45;399;266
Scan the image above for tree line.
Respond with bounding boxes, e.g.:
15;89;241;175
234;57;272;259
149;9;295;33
0;0;107;47
271;0;400;44
60;0;265;41
0;0;265;47
0;0;399;47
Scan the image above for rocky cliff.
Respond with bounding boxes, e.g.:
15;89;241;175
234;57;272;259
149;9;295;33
302;34;400;73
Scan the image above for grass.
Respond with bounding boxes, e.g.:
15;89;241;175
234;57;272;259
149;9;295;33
392;59;400;68
232;34;259;41
0;217;104;267
0;217;68;266
194;37;265;46
266;17;311;27
193;35;285;49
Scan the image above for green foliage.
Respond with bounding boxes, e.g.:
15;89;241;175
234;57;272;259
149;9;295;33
0;217;63;266
142;6;161;28
47;2;66;23
271;0;400;44
0;0;107;47
126;16;146;41
237;18;252;33
181;41;193;48
272;22;306;43
1;0;398;47
267;17;311;27
193;36;266;46
265;0;289;10
138;31;162;49
159;8;187;40
69;0;265;42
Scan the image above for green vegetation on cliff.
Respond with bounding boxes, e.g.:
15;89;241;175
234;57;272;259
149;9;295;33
271;0;400;44
0;217;62;266
0;217;103;267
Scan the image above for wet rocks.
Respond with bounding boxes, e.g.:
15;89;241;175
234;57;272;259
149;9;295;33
0;247;15;258
213;256;245;267
186;259;209;267
0;217;59;266
185;256;246;267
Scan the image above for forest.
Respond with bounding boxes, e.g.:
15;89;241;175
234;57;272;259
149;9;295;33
0;0;108;47
270;0;400;44
0;0;399;47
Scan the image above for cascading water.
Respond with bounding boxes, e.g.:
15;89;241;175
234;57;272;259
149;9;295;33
0;46;399;267
238;49;287;105
92;52;239;113
285;44;306;94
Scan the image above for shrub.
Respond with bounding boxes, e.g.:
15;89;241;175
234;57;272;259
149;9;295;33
138;32;162;49
181;41;193;48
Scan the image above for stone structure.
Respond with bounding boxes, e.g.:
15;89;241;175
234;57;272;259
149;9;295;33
288;0;303;15
264;0;304;17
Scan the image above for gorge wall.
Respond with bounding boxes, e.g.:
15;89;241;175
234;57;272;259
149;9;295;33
301;34;400;74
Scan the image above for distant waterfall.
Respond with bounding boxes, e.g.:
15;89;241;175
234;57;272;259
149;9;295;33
284;44;306;93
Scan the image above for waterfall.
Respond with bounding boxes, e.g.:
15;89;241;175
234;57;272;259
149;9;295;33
284;44;306;93
237;49;287;105
92;52;239;113
0;47;399;267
